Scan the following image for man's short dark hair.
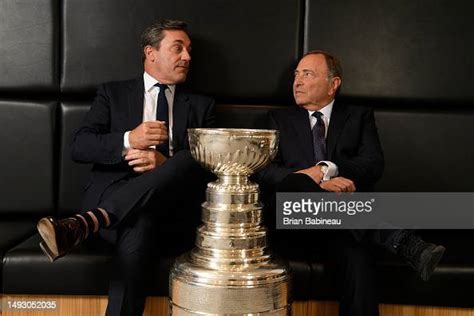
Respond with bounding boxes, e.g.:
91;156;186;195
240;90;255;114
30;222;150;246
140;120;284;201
303;50;343;80
141;20;188;61
303;50;343;95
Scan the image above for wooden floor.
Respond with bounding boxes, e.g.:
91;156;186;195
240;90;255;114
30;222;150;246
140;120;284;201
1;295;473;315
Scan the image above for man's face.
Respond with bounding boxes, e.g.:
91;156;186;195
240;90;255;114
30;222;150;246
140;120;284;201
293;54;340;110
145;30;191;84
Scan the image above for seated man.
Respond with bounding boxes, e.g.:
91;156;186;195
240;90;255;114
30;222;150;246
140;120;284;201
258;50;445;316
37;20;215;316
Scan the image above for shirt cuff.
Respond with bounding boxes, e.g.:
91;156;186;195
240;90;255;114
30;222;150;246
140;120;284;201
316;161;338;181
122;131;131;156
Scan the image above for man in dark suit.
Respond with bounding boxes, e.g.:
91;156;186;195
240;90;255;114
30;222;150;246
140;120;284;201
36;20;215;316
258;51;444;316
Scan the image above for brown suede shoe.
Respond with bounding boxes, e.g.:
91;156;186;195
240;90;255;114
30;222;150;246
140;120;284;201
37;216;86;262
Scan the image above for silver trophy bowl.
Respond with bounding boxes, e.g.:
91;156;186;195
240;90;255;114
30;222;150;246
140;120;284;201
169;128;291;315
188;128;278;176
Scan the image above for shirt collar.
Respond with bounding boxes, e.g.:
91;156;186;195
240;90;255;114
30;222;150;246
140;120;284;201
308;99;335;120
143;72;176;95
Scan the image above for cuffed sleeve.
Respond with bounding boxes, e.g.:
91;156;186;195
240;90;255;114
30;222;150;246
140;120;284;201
317;160;338;181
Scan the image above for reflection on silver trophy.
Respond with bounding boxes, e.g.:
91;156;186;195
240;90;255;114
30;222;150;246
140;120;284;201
169;128;291;315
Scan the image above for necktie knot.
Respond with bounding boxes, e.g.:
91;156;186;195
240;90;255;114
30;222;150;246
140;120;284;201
155;83;168;91
312;111;323;120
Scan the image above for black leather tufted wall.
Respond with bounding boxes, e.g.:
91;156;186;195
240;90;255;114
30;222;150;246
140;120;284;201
0;0;58;92
61;0;302;101
306;0;474;101
375;110;474;191
0;101;56;213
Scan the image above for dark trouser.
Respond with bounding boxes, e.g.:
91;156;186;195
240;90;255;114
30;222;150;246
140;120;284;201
272;173;382;316
104;212;155;316
276;173;411;252
99;150;208;225
332;232;380;316
95;150;210;316
270;228;380;316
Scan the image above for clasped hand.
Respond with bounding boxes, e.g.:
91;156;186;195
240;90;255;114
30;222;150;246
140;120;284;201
320;177;356;192
125;148;167;173
296;165;356;192
296;165;325;184
129;121;168;149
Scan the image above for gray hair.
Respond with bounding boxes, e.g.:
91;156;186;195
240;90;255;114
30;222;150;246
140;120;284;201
141;20;188;61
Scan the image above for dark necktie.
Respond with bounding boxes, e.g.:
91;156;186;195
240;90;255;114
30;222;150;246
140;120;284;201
312;111;326;163
155;83;169;157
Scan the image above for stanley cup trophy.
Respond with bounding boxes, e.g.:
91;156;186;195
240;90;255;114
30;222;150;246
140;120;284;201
169;128;291;315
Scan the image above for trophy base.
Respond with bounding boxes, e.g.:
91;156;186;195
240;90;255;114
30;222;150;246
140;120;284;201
169;253;290;315
169;305;290;316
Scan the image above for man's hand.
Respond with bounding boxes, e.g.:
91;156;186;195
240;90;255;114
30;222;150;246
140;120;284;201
295;165;324;184
129;121;168;150
320;176;356;192
125;149;167;173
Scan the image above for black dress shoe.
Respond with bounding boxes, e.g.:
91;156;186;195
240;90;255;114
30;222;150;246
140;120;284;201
37;216;86;262
398;234;446;281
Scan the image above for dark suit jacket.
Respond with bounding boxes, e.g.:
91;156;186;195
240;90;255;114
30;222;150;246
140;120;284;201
71;77;216;209
258;101;384;192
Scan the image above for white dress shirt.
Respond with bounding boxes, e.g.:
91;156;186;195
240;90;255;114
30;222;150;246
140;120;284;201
123;72;176;156
307;100;338;181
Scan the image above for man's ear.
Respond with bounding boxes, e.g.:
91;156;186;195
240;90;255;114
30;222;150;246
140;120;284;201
144;45;155;62
330;77;342;95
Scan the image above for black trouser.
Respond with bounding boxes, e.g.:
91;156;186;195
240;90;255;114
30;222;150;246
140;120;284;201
95;150;210;316
269;227;380;316
270;173;384;316
99;150;208;226
276;173;410;251
332;232;380;316
104;212;154;316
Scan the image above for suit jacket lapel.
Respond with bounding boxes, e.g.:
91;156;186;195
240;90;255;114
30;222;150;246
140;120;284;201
172;88;191;150
290;107;314;165
326;101;349;160
127;77;144;130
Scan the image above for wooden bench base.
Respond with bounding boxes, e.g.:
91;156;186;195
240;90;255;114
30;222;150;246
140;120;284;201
1;295;473;316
